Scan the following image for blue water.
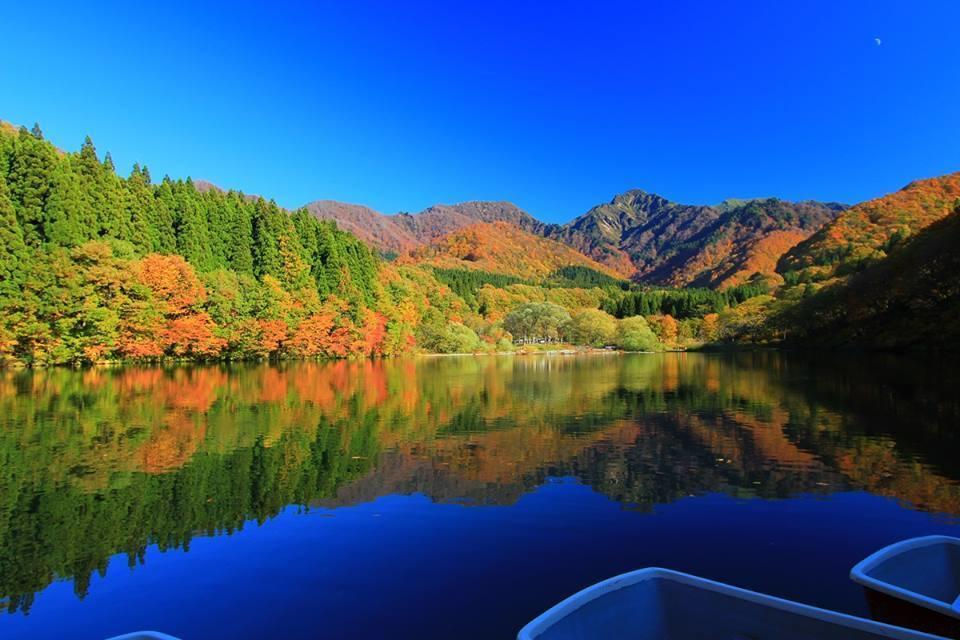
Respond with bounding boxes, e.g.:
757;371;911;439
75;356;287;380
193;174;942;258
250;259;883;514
4;488;958;639
1;353;958;638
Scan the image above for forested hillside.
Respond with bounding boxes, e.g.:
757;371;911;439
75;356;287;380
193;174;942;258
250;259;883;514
0;122;475;364
401;221;622;280
777;172;960;283
773;207;960;349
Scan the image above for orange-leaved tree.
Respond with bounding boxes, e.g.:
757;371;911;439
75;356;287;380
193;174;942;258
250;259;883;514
132;254;226;358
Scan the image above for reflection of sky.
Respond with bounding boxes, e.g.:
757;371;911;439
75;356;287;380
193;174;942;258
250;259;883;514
5;481;959;640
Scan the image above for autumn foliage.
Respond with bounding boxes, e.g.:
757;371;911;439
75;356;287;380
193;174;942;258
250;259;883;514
402;222;623;280
779;172;960;281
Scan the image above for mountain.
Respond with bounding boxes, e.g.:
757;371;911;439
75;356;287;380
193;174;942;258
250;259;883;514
400;221;623;281
778;172;960;282
393;201;549;240
777;206;960;349
307;190;843;288
548;191;844;288
307;200;420;255
305;199;551;256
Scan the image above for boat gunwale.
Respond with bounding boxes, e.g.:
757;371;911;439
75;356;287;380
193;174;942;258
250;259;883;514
850;535;960;619
517;567;946;639
104;632;181;640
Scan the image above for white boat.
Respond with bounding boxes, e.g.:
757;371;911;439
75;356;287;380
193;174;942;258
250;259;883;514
518;567;946;639
851;535;960;638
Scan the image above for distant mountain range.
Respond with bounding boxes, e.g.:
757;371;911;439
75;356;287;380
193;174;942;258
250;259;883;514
303;190;845;288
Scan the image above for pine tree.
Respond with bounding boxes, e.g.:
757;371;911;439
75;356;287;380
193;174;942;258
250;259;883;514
172;179;214;271
0;173;30;295
152;177;180;253
200;187;231;269
125;164;160;254
44;158;96;246
251;198;282;280
100;151;129;240
313;219;344;296
226;192;254;274
7;127;56;246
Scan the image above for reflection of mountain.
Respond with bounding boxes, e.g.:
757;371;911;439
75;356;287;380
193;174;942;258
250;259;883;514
1;353;958;612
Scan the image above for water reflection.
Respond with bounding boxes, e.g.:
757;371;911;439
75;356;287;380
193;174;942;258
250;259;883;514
1;352;958;613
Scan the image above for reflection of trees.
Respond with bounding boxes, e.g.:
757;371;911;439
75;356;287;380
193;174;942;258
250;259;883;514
1;352;958;613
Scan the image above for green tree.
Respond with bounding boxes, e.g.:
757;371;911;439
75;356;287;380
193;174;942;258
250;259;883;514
0;173;29;295
77;137;129;240
6;126;57;246
225;192;255;274
567;308;618;347
172;179;215;271
251;198;282;280
125;163;162;254
417;321;481;353
503;302;571;343
617;316;660;352
44;158;96;246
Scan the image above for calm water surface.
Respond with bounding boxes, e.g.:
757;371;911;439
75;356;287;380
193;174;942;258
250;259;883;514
2;352;960;639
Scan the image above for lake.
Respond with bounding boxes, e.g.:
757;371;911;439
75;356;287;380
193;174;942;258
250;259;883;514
1;352;959;639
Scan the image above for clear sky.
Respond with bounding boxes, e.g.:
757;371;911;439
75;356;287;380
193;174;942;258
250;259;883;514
2;1;958;223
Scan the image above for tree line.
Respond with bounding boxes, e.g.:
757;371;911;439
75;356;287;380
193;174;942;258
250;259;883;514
0;124;422;364
601;282;768;319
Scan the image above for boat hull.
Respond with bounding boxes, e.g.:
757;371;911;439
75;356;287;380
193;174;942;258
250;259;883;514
851;536;960;639
519;567;945;639
863;588;960;639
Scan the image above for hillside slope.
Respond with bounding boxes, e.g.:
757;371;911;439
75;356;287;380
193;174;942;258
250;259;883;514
306;200;419;255
305;199;552;256
777;172;960;282
393;201;549;242
401;221;623;281
777;207;960;349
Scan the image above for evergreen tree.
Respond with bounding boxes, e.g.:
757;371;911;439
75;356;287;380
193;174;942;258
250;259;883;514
251;198;282;280
125;164;161;254
312;219;346;296
172;178;214;270
152;176;179;253
44;158;96;246
6;127;56;246
225;193;254;275
72;136;129;241
0;173;29;295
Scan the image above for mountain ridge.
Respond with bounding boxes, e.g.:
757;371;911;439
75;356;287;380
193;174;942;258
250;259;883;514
303;189;846;288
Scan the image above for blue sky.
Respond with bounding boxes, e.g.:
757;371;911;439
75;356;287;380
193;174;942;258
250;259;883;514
2;1;958;223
